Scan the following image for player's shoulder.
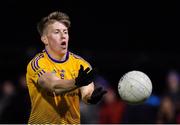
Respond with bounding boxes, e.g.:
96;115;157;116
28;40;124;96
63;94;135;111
69;51;84;60
28;51;45;63
27;51;46;70
69;51;91;65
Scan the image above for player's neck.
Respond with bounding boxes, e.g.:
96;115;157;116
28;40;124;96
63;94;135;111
45;48;67;62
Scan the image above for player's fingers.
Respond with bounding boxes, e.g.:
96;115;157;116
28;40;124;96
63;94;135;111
80;65;84;72
100;90;107;96
95;89;107;98
89;69;94;75
94;87;102;93
86;70;94;79
84;67;90;73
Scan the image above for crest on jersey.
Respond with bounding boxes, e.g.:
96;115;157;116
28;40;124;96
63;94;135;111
60;69;65;79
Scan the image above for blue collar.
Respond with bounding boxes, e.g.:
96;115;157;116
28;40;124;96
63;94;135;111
45;49;69;63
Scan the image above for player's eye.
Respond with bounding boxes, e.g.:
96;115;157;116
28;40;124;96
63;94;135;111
64;30;68;34
54;31;59;34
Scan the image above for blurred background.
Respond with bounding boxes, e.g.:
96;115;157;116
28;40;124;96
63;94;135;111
0;0;180;124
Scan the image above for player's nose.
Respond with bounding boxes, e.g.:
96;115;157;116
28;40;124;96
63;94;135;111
60;32;66;39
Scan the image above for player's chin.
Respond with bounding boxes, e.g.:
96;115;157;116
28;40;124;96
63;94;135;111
60;48;68;54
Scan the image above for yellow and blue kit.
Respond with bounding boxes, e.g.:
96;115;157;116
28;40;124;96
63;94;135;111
26;49;91;124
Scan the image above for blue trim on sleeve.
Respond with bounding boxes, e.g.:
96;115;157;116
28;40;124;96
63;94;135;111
31;61;36;72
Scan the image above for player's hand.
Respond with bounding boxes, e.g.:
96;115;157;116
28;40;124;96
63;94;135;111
87;87;107;104
75;65;95;88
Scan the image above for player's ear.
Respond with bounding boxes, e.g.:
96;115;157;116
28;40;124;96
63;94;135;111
41;35;48;45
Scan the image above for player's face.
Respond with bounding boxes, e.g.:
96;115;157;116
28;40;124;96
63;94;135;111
44;21;69;55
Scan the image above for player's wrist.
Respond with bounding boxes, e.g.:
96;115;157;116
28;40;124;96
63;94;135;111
87;87;107;104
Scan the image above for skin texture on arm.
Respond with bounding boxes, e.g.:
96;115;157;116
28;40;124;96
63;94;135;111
80;82;95;104
38;72;77;94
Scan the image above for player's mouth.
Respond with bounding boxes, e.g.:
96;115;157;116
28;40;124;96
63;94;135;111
61;41;66;49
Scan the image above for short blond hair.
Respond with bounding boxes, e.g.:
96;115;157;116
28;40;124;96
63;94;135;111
37;11;71;36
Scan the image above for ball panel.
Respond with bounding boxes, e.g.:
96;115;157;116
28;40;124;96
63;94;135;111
118;70;152;104
128;75;152;98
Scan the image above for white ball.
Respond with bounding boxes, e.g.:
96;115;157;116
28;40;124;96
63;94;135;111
118;70;152;104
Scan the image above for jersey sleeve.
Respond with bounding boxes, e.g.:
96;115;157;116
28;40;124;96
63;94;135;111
78;59;92;70
26;56;49;84
77;56;92;72
71;53;92;74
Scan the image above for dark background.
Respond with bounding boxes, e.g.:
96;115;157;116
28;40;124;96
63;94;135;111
0;0;179;96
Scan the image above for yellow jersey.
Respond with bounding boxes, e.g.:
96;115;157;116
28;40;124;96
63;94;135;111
26;49;91;124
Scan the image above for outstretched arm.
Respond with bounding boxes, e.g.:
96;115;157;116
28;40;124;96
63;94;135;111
80;82;95;103
80;82;107;104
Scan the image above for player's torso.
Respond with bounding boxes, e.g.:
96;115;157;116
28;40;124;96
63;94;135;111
27;51;81;124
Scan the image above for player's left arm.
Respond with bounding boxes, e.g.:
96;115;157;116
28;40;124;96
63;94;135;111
77;56;107;104
80;82;94;103
80;82;107;104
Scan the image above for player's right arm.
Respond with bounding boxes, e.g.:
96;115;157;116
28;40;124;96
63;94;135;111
38;72;77;94
38;65;94;94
